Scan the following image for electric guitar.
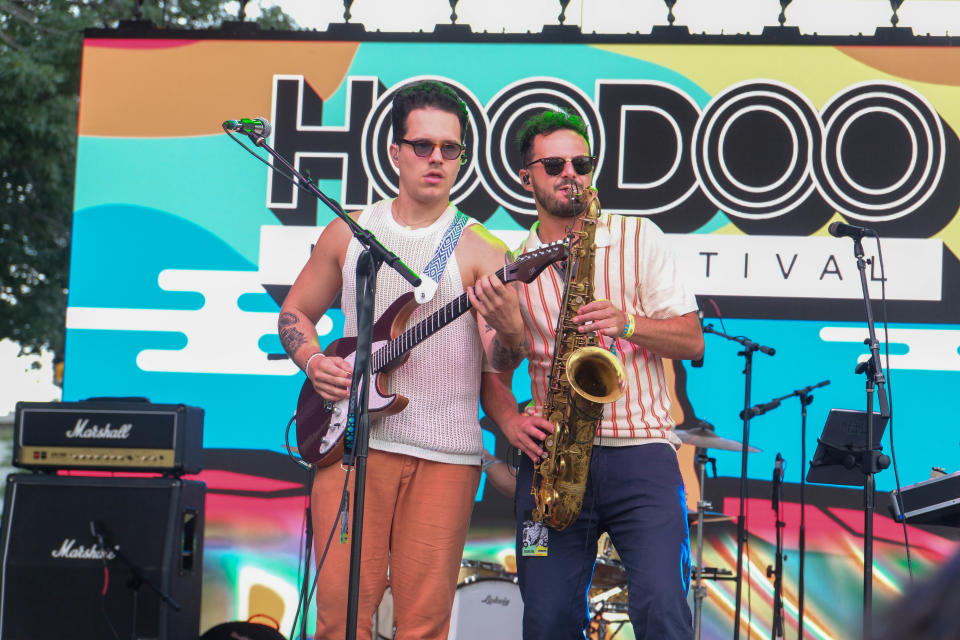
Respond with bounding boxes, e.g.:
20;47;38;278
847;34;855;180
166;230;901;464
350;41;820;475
294;242;568;467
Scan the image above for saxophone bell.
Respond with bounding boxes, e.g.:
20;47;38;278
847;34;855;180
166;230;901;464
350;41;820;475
566;346;626;404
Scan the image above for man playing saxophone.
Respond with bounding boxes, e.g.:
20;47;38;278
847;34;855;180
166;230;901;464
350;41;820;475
482;108;704;639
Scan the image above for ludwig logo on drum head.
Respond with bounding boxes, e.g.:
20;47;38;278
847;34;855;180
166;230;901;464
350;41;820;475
480;595;511;606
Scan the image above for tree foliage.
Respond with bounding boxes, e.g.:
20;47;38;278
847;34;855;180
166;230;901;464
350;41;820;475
0;0;295;359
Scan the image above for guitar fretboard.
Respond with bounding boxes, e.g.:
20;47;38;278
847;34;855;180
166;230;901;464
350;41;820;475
370;264;509;373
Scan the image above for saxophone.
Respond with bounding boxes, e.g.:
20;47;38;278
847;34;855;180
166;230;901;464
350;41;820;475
532;185;626;531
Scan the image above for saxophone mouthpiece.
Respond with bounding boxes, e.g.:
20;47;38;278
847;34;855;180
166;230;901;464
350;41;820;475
569;182;582;203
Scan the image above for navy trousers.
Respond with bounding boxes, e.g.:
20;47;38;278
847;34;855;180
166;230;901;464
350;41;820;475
514;443;693;640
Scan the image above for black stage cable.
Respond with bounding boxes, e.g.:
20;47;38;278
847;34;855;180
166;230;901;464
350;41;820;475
875;236;913;582
91;522;122;640
283;413;312;578
706;297;727;335
288;463;351;640
284;411;352;639
745;500;752;640
224;129;299;186
99;567;122;640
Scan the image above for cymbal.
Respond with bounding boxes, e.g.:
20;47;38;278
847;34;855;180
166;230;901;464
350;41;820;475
675;426;761;453
688;510;735;524
592;557;626;590
597;531;620;561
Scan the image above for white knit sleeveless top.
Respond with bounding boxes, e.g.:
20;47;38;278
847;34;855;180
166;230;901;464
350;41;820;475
341;199;484;466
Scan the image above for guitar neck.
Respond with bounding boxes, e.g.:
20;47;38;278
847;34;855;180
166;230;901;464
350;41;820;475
371;264;509;372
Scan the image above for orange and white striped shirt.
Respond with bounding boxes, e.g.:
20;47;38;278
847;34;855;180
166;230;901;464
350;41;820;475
515;214;698;447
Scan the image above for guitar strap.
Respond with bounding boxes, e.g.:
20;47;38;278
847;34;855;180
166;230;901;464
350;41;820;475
414;208;470;304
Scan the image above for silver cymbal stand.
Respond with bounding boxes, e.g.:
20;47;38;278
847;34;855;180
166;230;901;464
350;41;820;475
692;450;717;640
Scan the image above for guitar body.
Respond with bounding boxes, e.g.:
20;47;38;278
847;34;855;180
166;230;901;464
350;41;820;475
292;241;568;467
295;292;417;466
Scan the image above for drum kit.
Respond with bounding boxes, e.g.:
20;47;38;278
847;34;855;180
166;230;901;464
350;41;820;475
373;421;753;640
373;560;522;640
678;421;757;640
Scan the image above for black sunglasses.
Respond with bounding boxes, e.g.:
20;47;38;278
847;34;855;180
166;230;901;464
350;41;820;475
525;155;596;176
400;138;465;161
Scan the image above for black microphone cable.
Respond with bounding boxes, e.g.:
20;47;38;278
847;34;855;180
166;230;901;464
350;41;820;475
90;521;122;640
874;234;912;582
222;123;302;190
288;462;352;640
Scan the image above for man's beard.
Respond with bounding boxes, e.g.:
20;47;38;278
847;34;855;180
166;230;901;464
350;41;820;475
533;179;587;218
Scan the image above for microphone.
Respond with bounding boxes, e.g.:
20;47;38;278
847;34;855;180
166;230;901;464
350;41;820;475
739;398;781;420
89;520;114;559
90;520;109;544
222;117;271;137
828;221;877;239
691;310;705;368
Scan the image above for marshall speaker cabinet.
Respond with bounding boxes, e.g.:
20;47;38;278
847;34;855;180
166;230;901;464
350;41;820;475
0;474;205;639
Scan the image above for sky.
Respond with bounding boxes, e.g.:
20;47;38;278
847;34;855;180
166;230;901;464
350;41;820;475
1;340;59;420
7;0;960;417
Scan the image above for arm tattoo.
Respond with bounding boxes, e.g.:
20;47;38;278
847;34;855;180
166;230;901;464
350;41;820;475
279;311;308;355
279;326;308;355
491;334;530;371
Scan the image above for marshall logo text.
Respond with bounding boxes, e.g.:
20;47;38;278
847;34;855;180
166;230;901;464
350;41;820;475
64;418;133;440
50;538;116;560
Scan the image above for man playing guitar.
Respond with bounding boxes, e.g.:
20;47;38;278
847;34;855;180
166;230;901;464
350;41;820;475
278;80;528;640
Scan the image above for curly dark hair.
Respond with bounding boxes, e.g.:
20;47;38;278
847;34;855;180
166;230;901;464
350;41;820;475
515;109;590;167
391;80;469;143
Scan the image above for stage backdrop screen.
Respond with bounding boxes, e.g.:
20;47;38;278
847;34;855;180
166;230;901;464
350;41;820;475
65;34;960;637
68;36;960;484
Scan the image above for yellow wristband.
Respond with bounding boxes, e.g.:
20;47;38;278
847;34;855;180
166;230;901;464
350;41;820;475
621;314;635;340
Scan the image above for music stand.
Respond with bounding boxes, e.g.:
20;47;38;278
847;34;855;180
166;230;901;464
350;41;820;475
807;409;889;486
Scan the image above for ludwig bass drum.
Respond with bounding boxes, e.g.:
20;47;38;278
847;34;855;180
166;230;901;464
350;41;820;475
447;577;522;640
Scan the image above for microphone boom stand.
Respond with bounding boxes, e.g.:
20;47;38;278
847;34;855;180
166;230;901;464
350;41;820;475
797;391;812;640
235;129;422;640
92;522;181;640
845;234;891;640
743;379;829;640
702;324;775;640
692;451;717;640
768;454;785;640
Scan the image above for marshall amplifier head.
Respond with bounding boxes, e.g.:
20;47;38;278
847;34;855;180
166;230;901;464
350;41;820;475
13;400;203;474
0;474;205;640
